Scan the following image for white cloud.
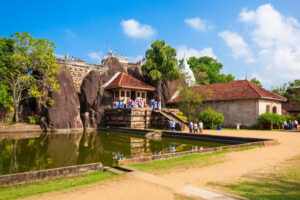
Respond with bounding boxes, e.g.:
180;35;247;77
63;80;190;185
88;51;103;62
184;17;210;31
238;4;300;86
176;45;217;60
219;31;255;63
121;19;155;39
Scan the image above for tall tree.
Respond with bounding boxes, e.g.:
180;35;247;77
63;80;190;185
0;33;59;122
177;86;202;121
142;40;180;102
250;78;262;87
272;80;300;101
187;56;234;84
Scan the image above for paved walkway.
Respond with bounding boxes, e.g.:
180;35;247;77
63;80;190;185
26;130;300;200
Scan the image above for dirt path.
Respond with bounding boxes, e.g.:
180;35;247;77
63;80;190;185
160;130;300;187
26;130;300;200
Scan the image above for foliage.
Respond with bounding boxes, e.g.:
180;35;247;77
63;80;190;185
0;84;12;109
175;111;188;123
198;107;224;129
0;172;115;200
250;78;262;87
272;80;300;102
142;40;180;84
177;86;203;121
187;56;235;85
257;113;286;130
0;32;60;122
27;115;40;124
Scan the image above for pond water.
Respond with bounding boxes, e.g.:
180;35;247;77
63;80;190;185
0;131;227;175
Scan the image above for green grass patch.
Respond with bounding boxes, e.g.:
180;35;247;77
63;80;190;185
127;145;259;173
0;171;116;200
212;156;300;200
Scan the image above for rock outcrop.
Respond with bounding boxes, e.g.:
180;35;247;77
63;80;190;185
45;69;83;130
80;70;112;128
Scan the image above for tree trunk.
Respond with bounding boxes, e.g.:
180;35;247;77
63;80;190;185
156;80;163;108
13;103;19;123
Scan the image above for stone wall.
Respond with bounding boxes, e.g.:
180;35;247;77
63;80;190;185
202;100;259;127
0;163;103;186
103;108;152;129
57;59;107;92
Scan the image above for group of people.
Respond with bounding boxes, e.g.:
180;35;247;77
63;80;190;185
283;120;299;130
168;120;177;131
112;97;162;110
189;121;204;134
150;98;161;110
112;97;146;109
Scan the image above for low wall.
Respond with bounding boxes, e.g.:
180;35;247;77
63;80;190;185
103;108;151;129
119;140;276;165
0;163;103;186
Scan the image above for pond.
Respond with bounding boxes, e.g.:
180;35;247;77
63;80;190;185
0;131;227;175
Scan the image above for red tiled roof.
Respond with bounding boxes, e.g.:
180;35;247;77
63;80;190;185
169;80;287;103
105;72;155;91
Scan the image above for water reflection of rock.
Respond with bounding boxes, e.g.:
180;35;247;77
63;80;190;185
47;133;83;168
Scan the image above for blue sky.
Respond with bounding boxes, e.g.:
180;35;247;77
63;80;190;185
1;0;300;88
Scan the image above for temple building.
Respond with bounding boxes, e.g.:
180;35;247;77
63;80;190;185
104;72;156;106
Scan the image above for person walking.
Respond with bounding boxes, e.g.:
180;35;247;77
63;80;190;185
189;121;193;134
193;122;199;134
199;121;204;133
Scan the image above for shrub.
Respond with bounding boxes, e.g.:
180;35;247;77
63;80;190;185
296;114;300;122
198;107;224;129
27;115;40;124
257;113;286;130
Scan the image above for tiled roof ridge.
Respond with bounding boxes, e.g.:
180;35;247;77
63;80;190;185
118;72;125;87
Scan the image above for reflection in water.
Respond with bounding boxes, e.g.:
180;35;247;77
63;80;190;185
0;131;226;175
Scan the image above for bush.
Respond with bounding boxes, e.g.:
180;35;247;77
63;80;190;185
27;115;40;124
257;113;286;130
198;107;224;129
296;114;300;122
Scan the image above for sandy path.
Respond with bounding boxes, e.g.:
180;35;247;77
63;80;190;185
160;130;300;187
26;130;300;200
26;176;175;200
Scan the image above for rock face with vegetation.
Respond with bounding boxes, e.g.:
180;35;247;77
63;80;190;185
46;69;83;130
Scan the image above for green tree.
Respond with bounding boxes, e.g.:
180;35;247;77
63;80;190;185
187;56;234;84
250;78;262;87
0;33;59;122
142;40;180;101
272;80;300;101
177;86;203;121
198;107;224;129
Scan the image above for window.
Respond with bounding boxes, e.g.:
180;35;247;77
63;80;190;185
121;90;125;97
137;92;140;97
266;105;270;113
272;106;277;114
115;91;119;98
142;92;145;98
126;91;130;97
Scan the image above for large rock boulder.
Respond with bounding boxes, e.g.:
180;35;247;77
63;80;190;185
80;70;112;128
157;79;186;106
46;69;83;130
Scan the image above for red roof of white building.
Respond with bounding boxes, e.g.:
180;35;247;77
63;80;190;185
169;80;287;103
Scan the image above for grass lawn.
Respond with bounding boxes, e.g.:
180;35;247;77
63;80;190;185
0;171;117;200
212;155;300;200
127;145;258;173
